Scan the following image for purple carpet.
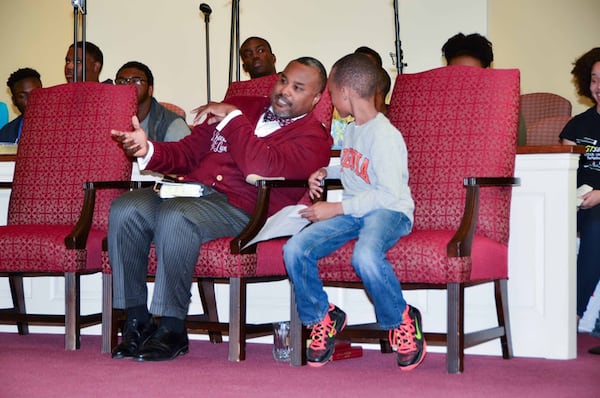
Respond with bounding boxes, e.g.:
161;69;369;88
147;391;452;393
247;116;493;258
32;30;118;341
1;332;598;397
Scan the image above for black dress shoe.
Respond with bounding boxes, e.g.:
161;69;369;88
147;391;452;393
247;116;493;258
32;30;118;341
111;318;157;359
589;345;600;355
134;326;189;362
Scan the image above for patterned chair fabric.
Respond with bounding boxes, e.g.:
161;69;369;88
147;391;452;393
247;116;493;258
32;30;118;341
223;74;278;100
520;92;572;145
258;66;521;373
520;92;572;128
526;115;571;146
0;82;136;349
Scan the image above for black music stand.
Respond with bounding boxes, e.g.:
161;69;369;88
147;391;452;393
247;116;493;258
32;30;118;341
200;3;212;102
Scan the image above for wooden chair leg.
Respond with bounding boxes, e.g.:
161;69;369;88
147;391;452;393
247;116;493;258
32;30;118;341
197;278;223;343
101;273;114;353
8;275;29;335
446;282;464;374
495;279;513;359
290;287;306;366
379;338;392;353
228;277;247;362
64;272;80;350
111;308;123;349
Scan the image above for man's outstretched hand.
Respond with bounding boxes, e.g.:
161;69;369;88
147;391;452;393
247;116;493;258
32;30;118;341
111;115;150;157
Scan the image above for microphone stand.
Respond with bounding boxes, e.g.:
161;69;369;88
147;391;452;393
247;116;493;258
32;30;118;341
200;3;212;102
228;0;240;84
392;0;406;74
71;0;87;82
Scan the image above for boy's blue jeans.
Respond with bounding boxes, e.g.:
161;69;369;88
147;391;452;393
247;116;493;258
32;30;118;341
283;209;412;329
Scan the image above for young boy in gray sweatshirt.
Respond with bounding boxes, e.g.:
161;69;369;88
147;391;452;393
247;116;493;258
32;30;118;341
283;53;426;369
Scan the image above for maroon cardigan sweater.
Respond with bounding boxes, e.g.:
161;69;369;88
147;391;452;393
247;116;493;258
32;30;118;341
146;95;332;216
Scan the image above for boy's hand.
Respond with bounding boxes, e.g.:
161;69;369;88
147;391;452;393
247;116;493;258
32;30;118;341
308;168;327;200
299;201;343;222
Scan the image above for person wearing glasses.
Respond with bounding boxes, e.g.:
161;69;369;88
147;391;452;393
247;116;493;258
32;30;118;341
115;61;190;142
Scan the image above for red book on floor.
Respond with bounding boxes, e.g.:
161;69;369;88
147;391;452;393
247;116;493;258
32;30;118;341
335;340;351;349
332;340;363;361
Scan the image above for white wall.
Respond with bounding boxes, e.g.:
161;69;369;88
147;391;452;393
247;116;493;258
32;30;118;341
489;0;600;115
3;1;599;121
0;0;486;335
0;0;485;124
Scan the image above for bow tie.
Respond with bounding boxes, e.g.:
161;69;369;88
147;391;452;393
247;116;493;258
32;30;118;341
263;109;294;127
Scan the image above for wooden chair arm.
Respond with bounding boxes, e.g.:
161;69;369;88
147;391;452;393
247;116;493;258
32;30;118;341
65;180;152;250
447;176;520;257
230;179;308;254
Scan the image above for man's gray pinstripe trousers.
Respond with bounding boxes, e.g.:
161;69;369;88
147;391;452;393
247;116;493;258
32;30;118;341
108;187;249;319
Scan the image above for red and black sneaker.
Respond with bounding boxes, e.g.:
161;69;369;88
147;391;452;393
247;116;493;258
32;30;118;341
389;305;427;371
307;304;347;367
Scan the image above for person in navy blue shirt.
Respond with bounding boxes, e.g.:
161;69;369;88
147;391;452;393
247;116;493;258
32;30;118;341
560;47;600;325
0;68;42;143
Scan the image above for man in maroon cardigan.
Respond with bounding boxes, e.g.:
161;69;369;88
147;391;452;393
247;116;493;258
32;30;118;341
108;57;332;362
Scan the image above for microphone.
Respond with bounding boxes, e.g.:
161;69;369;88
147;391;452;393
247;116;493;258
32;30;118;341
71;0;86;14
199;3;212;22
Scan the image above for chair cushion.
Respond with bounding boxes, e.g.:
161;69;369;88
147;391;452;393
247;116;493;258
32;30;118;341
0;225;105;272
256;231;508;284
224;75;278;100
102;237;285;279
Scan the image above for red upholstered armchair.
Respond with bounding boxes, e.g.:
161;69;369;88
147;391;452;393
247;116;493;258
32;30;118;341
525;115;571;145
520;92;572;128
520;92;572;145
224;74;278;99
0;82;137;350
258;66;521;373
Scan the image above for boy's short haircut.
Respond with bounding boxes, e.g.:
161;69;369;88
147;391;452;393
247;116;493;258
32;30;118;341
331;53;379;99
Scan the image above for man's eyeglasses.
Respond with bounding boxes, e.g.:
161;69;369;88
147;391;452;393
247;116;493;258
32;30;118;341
115;77;146;86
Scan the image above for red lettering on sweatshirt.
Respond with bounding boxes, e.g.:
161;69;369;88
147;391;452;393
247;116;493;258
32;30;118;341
340;148;370;184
